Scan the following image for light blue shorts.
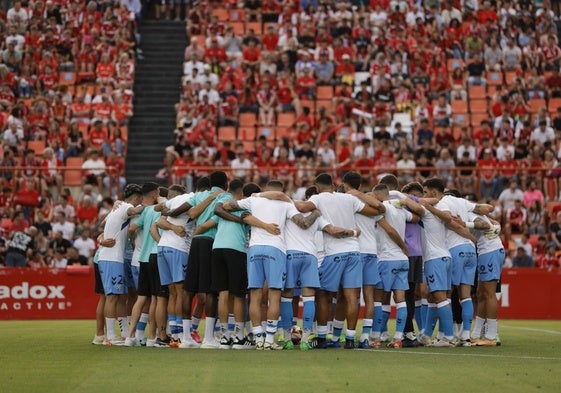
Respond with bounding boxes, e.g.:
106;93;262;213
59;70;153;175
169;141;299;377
450;243;477;286
378;260;409;292
99;260;128;295
157;246;188;285
286;250;320;289
424;256;452;292
247;245;286;289
361;253;382;287
477;248;504;282
318;251;362;292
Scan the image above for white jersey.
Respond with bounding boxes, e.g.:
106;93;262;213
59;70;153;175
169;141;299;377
285;213;329;257
468;213;504;255
158;193;194;253
309;192;365;256
420;200;451;261
99;202;133;263
440;195;476;249
315;231;326;265
377;201;412;261
237;196;300;253
131;227;143;267
355;212;380;255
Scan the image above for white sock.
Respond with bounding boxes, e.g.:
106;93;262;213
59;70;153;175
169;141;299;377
204;317;216;341
471;316;485;339
360;318;373;341
485;318;498;340
106;317;116;340
244;321;252;336
234;322;244;340
327;321;333;334
117;316;127;337
182;319;192;341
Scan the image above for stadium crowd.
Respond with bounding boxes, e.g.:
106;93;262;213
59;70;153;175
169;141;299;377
0;0;140;267
162;0;561;267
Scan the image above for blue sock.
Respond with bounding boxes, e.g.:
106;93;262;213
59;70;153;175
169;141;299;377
175;315;183;336
424;304;438;337
191;316;200;332
414;302;423;332
168;314;176;335
395;302;407;336
332;319;344;340
137;313;148;334
280;297;293;331
302;296;315;331
421;303;428;331
381;305;391;333
214;318;221;334
461;298;474;332
228;313;235;333
437;301;454;338
373;303;383;334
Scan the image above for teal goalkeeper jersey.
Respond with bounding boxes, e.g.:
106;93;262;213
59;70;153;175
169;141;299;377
189;188;232;239
135;205;161;262
211;210;249;253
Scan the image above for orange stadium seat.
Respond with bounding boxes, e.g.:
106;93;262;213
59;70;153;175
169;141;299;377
301;99;315;112
213;8;229;21
277;112;295;128
470;112;489;126
64;157;84;186
468;85;487;100
239;127;256;141
230;22;245;35
27;140;45;155
239;112;257;126
487;72;503;86
549;98;561;112
470;99;488;113
229;8;244;22
317;86;334;100
218;126;236;141
275;127;291;139
451;100;468;113
530;99;547;114
447;58;464;71
451;112;468;127
246;22;263;35
59;72;76;86
504;71;518;85
258;126;274;140
316;99;333;111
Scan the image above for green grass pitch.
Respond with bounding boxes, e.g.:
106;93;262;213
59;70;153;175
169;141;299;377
1;320;560;393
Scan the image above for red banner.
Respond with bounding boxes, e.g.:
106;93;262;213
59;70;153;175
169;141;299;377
0;267;560;320
499;268;561;319
0;266;97;320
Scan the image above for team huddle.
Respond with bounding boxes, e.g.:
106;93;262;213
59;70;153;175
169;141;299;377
91;170;504;350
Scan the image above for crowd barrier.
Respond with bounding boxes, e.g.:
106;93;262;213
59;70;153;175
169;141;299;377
1;267;560;320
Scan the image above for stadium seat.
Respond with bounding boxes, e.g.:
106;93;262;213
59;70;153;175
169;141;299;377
246;22;263;35
487;72;503;86
451;112;467;127
229;8;244;22
27;140;45;155
277;112;295;128
504;71;518;85
447;58;464;71
470;112;489;126
239;127;256;141
530;99;547;114
470;99;488;113
59;72;76;86
451;100;468;113
230;22;245;35
316;99;333;111
548;98;561;112
275;126;291;139
317;86;334;100
64;157;84;186
468;85;487;100
258;126;274;140
300;99;315;112
213;8;229;21
218;126;236;141
239;113;257;126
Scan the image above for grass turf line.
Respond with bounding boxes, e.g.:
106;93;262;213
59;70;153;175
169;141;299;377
0;320;560;393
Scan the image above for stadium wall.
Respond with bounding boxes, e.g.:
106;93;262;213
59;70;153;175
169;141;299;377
0;267;560;320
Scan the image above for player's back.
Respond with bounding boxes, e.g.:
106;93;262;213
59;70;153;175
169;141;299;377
99;202;132;263
377;202;410;261
420;202;450;261
442;195;475;249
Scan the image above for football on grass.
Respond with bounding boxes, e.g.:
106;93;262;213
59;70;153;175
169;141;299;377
291;325;302;345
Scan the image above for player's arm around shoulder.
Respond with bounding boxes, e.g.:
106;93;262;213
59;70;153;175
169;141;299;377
193;218;217;236
156;216;186;237
378;217;408;255
346;189;385;216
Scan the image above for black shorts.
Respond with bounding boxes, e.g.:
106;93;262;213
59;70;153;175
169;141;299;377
211;248;247;297
408;256;423;284
184;237;214;294
137;254;169;298
94;263;104;294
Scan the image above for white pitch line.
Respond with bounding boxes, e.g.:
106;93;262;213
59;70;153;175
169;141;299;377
501;325;561;335
369;349;561;361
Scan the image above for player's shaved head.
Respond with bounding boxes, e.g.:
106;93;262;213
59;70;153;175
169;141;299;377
266;180;284;191
379;174;398;191
342;171;361;190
